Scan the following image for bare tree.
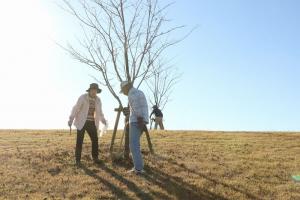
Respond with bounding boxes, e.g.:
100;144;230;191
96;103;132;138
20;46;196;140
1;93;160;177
146;62;181;110
59;0;185;108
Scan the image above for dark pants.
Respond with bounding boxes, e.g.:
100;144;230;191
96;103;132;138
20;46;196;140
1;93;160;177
75;121;99;162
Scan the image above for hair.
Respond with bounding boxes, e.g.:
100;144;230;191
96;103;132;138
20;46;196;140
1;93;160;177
128;83;133;88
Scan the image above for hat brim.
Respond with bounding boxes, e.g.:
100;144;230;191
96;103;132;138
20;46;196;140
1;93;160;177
87;88;102;93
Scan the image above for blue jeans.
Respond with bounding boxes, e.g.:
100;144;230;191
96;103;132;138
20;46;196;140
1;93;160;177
129;122;144;171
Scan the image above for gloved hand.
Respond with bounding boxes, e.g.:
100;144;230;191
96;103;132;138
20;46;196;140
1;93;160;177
101;119;107;126
137;117;145;130
125;121;130;129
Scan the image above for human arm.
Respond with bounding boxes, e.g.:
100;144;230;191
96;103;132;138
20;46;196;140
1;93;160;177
68;95;84;126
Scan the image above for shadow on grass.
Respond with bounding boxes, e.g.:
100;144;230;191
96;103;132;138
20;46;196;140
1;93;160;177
143;165;228;200
78;157;228;200
96;162;154;200
79;164;134;200
151;154;263;200
110;158;229;200
54;148;258;199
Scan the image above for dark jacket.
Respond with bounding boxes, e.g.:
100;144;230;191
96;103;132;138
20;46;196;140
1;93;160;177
150;108;163;118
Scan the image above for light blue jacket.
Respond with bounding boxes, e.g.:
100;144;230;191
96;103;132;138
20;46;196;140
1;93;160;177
128;88;149;124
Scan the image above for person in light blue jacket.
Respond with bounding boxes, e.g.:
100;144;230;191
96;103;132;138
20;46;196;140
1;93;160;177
120;81;148;174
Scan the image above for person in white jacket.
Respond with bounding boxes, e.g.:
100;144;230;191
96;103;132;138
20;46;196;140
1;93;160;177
68;83;107;165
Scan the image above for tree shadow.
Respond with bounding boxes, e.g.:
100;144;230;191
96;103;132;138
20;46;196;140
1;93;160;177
149;154;263;200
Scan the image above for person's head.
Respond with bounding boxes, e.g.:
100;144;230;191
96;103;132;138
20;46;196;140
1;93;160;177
86;83;102;97
153;105;158;109
120;81;133;96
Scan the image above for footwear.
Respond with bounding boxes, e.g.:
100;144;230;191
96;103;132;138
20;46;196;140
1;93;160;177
127;168;145;175
93;158;103;164
75;160;82;167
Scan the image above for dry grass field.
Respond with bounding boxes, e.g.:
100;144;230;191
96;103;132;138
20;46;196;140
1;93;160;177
0;130;299;200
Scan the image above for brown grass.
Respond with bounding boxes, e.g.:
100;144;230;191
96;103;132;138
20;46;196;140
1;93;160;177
0;130;299;200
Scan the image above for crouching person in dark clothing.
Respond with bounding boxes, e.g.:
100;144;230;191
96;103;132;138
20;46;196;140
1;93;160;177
150;105;164;130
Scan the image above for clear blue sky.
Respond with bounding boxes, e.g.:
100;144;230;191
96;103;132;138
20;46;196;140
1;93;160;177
0;0;299;131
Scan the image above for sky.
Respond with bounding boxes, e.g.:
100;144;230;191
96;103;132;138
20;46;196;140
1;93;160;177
0;0;299;131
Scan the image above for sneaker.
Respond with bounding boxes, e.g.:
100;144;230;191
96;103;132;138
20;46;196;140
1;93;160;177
93;158;103;165
75;160;82;167
127;168;145;175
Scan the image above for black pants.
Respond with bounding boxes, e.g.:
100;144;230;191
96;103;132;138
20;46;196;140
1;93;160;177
75;121;99;162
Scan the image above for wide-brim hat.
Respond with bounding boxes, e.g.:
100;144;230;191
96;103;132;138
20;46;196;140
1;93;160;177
86;83;102;93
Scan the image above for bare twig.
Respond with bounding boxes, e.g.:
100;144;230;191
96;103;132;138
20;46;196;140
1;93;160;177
58;0;188;108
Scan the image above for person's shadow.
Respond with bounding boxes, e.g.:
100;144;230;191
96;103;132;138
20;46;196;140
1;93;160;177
79;163;135;200
80;156;232;200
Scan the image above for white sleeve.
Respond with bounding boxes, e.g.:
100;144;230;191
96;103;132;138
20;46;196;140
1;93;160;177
69;95;83;121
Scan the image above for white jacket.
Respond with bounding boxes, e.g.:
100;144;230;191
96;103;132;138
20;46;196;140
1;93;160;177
69;93;106;131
